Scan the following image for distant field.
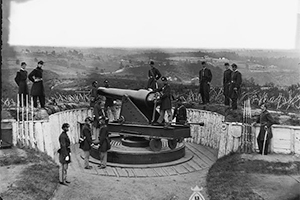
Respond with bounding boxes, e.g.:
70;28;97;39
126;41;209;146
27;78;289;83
2;46;299;99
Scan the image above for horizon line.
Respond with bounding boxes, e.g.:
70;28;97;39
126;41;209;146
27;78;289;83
8;44;299;51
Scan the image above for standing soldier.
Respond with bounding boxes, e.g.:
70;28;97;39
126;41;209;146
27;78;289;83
15;62;29;107
80;117;93;169
94;116;110;169
252;103;278;155
229;63;242;110
223;63;232;106
58;123;71;185
199;61;212;104
28;60;45;108
156;76;172;128
103;80;117;122
147;61;161;91
90;81;98;108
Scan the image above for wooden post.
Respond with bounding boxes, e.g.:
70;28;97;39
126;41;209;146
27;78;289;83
31;96;35;148
26;95;30;147
21;94;24;146
16;94;20;144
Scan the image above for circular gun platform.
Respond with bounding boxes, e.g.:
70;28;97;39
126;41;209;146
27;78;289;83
90;135;190;165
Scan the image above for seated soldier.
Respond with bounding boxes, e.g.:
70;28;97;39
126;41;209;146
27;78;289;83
172;97;187;125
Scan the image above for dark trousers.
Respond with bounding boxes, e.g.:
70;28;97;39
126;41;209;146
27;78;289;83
231;97;238;110
33;95;45;108
257;138;269;155
224;95;230;106
199;82;210;104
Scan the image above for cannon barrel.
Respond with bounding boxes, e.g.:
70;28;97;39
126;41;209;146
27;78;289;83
97;87;156;108
97;87;159;123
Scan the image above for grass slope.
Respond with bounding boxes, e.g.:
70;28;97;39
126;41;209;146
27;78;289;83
207;153;300;200
0;147;59;200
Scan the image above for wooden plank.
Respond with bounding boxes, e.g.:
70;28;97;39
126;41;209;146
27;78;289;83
125;168;136;177
191;153;208;168
163;166;178;176
115;167;128;177
294;130;300;155
217;124;228;158
186;144;212;165
173;164;189;174
273;140;292;149
143;168;158;177
189;143;217;162
133;168;147;177
186;159;202;171
181;162;196;172
112;168;120;177
153;167;168;177
42;122;54;158
94;166;108;176
34;122;45;153
105;166;117;176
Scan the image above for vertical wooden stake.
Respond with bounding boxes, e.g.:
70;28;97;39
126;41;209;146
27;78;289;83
21;94;24;146
17;94;20;144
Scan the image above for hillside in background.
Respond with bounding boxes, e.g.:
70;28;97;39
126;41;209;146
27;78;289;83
2;46;299;99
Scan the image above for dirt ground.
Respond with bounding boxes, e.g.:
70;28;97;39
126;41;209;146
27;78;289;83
1;148;300;200
52;167;210;200
50;152;300;200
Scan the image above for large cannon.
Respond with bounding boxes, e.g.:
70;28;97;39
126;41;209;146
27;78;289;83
97;87;191;151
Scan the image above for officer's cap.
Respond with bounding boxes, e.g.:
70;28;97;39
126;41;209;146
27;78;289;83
231;63;238;68
149;61;154;65
21;62;27;66
38;60;44;65
62;123;70;129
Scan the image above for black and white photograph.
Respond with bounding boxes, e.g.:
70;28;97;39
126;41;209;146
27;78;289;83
1;0;300;199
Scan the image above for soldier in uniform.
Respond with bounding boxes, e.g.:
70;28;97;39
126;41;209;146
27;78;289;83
172;97;187;125
58;123;71;185
14;62;29;107
229;63;242;110
147;61;161;91
223;63;232;106
94;116;110;169
103;80;117;121
28;60;45;108
199;61;212;104
252;103;278;155
89;81;98;108
156;76;172;128
80;117;93;169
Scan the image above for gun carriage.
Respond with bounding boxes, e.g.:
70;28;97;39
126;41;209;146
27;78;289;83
97;87;191;152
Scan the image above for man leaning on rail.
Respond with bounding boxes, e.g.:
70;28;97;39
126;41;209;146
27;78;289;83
252;103;278;155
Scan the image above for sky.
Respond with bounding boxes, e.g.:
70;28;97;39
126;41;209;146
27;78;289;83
8;0;300;49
